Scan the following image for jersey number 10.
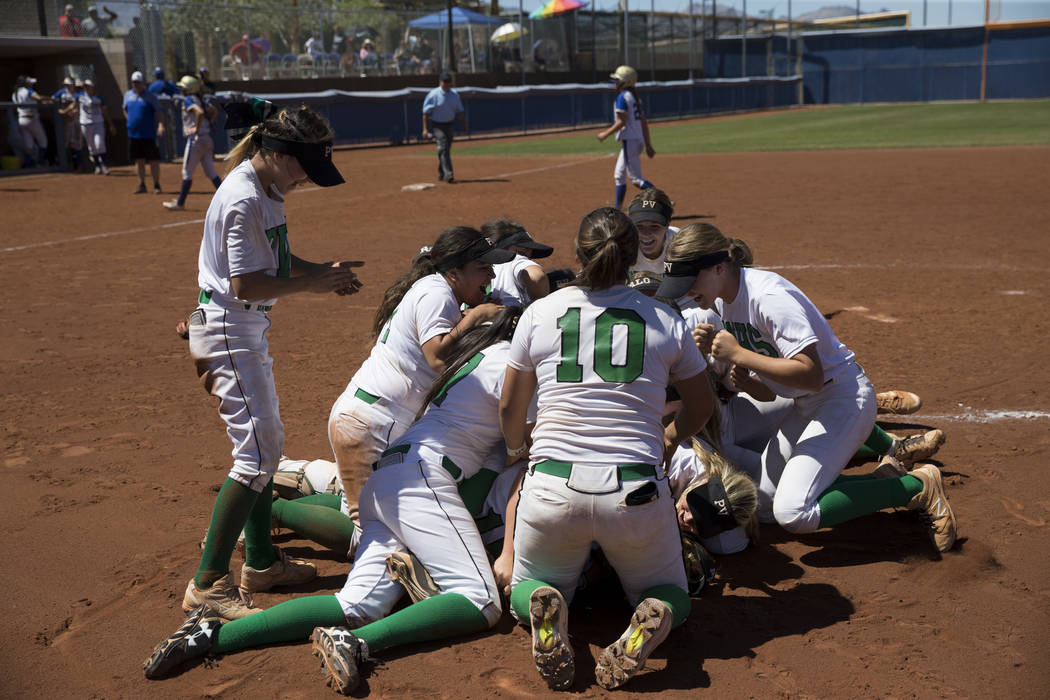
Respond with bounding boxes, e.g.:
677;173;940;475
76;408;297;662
556;308;645;383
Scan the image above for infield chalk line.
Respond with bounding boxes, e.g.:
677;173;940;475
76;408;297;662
766;263;1043;273
2;156;607;255
891;409;1050;423
1;218;206;253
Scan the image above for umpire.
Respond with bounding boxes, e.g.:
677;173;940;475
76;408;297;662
422;71;466;184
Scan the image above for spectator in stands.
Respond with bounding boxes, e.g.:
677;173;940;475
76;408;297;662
59;4;82;37
414;37;435;73
305;32;324;61
359;39;379;69
149;67;178;97
81;5;118;38
123;70;165;195
198;67;216;95
394;41;420;75
332;27;346;56
230;34;265;79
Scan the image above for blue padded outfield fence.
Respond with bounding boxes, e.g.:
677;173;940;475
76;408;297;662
702;22;1050;104
235;76;802;148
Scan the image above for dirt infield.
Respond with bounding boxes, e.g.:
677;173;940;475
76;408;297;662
2;138;1049;698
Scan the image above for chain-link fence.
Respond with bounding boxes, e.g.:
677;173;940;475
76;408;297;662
9;2;1046;85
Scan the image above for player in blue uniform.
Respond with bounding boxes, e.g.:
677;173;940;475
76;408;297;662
597;65;655;210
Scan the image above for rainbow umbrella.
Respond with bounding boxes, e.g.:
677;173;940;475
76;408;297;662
529;0;587;19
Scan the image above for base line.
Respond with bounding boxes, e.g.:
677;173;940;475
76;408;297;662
892;409;1050;423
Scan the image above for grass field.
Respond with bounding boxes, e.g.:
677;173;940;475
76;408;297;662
458;100;1050;156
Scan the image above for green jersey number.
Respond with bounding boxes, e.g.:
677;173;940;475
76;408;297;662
265;223;291;278
556;308;645;383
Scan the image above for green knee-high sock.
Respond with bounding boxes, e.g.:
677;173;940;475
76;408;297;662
817;475;923;528
244;478;276;570
641;584;691;629
271;498;355;552
196;478;262;589
296;493;342;510
854;424;897;460
213;594;346;653
831;473;879;485
510;579;548;622
354;593;490;653
458;468;500;517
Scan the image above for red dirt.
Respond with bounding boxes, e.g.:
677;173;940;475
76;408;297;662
2;137;1049;699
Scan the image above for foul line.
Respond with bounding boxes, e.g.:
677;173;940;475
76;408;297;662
2;156;606;255
765;263;1043;273
2;218;206;253
890;409;1050;423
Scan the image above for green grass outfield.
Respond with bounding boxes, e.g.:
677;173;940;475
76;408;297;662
456;101;1050;156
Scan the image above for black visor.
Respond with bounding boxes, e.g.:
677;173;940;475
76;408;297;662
494;229;554;259
261;135;344;187
655;250;729;299
686;475;738;536
435;236;515;272
628;199;672;227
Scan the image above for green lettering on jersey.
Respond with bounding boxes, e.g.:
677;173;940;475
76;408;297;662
556;308;583;382
380;309;398;344
556;307;647;384
265;224;291;278
723;320;779;358
594;308;645;383
432;351;485;407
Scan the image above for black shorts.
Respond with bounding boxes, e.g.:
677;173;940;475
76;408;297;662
129;137;160;161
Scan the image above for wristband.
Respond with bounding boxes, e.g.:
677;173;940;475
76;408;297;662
506;442;529;459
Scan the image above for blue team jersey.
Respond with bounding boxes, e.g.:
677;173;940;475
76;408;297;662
124;89;162;138
614;90;644;141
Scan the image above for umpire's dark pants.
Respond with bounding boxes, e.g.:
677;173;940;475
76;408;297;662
432;121;455;181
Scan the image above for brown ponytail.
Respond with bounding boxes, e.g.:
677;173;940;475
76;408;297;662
574;207;637;290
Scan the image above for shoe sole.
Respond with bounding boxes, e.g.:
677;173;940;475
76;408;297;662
386;553;440;604
311;628;357;695
595;598;672;690
897;431;945;466
529;587;574;690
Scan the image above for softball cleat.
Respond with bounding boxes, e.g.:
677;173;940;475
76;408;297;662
876;390;922;415
893;429;945;466
239;546;316;594
595;597;673;690
143;604;222;679
529;585;574;690
311;626;367;695
907;464;958;552
386;551;440;604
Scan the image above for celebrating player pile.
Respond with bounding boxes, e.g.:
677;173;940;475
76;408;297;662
143;109;958;691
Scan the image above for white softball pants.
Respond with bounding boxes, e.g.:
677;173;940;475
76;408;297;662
336;448;501;628
614;138;646;187
18;118;47;150
757;364;876;533
188;304;283;492
510;466;687;612
721;393;795;479
328;382;415;514
81;122;106;156
181;133;219;181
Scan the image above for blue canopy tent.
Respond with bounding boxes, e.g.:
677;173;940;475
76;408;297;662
408;7;502;73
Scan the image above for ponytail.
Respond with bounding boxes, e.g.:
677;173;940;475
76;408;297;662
574;207;637;290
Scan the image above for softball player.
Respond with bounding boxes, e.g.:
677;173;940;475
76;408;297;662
657;223;957;552
627;188;678;276
144;310;531;696
328;227;511;508
596;65;655;210
53;77;84;170
499;207;716;691
483;218;553;306
77;79;115;174
182;104;362;621
12;76;50;167
163;75;223;211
